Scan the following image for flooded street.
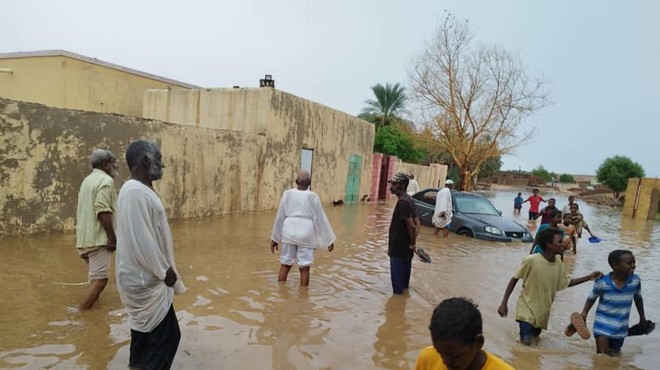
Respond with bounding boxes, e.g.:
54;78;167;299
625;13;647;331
1;190;659;369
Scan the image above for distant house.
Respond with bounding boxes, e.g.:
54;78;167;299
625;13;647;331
0;50;198;116
480;170;530;186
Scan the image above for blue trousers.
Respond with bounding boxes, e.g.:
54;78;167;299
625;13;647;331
390;257;412;294
518;320;542;342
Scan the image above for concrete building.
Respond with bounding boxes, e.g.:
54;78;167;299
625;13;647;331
0;51;443;236
0;50;198;116
480;170;529;187
143;87;375;205
143;87;446;202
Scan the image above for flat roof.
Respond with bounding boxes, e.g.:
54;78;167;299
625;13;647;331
0;49;200;89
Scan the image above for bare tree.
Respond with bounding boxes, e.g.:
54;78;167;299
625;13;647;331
409;14;550;190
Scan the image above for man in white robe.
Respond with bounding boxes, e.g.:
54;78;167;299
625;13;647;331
116;140;185;370
433;179;454;237
407;174;421;195
271;170;336;286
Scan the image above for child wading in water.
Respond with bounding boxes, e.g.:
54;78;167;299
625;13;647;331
513;193;523;214
570;250;652;355
529;210;563;255
521;189;546;221
498;228;602;346
558;213;577;255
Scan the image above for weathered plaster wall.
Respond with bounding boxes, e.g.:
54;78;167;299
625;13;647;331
144;88;375;204
0;98;264;236
1;92;374;236
0;55;191;117
623;178;660;220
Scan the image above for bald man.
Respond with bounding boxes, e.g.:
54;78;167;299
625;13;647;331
270;171;336;286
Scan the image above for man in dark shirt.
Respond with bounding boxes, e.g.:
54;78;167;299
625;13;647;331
388;172;420;294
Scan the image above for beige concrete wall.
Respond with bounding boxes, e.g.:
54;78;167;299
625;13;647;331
394;161;447;190
0;94;374;236
0;55;191;117
144;88;375;203
623;178;660;220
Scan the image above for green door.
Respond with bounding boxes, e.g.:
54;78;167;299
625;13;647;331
345;155;362;203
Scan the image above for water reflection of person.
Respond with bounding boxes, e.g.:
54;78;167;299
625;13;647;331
619;217;654;247
255;286;319;369
373;294;411;369
76;312;117;368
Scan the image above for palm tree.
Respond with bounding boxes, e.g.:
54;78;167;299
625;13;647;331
358;82;409;130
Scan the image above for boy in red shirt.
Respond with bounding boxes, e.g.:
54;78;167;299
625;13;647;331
522;189;546;221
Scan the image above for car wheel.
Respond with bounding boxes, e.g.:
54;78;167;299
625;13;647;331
457;229;474;238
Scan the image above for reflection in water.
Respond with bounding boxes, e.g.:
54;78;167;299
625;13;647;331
373;294;411;370
619;218;656;248
0;190;658;369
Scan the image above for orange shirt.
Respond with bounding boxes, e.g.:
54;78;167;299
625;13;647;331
414;346;515;370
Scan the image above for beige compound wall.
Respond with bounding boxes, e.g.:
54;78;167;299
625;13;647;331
0;55;192;117
144;88;375;204
623;178;660;220
394;161;447;190
0;93;374;236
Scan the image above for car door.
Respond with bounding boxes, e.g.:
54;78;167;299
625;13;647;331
412;189;438;226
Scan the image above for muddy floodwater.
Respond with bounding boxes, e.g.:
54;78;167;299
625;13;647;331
1;190;658;369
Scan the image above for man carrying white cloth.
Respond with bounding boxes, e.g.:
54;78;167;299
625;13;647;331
116;140;185;370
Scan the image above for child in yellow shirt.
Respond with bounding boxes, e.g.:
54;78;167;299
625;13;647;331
414;297;514;370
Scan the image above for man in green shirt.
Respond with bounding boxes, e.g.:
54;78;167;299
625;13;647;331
75;149;119;309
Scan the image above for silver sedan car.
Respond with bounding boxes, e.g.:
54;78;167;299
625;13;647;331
412;188;533;242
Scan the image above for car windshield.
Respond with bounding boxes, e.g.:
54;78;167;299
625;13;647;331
455;195;499;215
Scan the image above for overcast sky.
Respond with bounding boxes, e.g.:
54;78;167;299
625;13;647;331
2;0;657;176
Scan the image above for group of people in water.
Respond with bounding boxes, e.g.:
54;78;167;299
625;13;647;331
75;141;184;369
396;180;652;369
75;149;653;370
501;189;653;359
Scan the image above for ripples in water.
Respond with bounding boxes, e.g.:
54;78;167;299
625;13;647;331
0;191;658;369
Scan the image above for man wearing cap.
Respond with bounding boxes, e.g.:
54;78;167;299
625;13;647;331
433;179;454;237
388;172;419;294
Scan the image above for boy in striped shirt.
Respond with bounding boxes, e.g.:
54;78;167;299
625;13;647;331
579;250;649;355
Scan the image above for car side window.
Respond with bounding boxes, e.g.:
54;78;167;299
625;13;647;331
413;190;438;206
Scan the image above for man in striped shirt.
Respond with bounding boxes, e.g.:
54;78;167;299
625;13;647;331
579;250;649;355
